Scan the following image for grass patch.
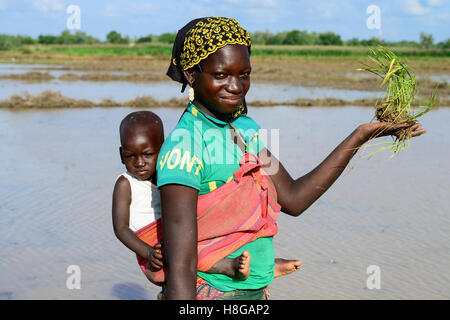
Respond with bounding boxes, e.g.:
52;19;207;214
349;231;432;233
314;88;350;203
0;43;173;57
1;90;447;110
1;43;448;59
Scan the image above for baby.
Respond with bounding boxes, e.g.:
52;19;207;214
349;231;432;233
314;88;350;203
112;111;301;285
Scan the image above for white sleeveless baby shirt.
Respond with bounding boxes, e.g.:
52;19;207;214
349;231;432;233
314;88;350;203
120;171;161;232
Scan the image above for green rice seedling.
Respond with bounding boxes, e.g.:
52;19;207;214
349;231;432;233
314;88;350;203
357;46;437;157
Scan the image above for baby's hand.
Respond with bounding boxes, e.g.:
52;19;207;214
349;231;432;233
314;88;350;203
149;241;164;271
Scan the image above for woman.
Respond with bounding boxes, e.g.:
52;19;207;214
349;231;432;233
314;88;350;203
156;17;426;300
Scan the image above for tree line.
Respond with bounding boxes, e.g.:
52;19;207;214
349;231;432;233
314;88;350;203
251;30;448;49
0;29;448;50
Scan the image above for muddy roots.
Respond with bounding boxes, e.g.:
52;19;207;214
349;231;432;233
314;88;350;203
375;102;415;142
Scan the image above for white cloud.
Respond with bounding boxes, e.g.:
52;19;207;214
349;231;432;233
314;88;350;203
261;0;276;6
227;0;276;7
33;0;63;12
427;0;444;6
404;0;431;15
140;3;152;11
321;2;339;19
128;2;152;14
104;4;121;17
103;2;153;18
306;1;355;21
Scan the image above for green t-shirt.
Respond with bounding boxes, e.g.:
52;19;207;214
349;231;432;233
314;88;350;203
157;102;275;291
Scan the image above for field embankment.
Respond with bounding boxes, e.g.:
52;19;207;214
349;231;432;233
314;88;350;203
1;90;448;109
0;44;448;108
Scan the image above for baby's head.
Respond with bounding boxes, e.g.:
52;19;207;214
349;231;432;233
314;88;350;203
119;111;164;181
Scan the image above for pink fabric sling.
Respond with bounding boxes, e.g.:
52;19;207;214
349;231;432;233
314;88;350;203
135;152;280;284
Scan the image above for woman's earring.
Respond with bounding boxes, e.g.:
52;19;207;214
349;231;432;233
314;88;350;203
189;87;195;102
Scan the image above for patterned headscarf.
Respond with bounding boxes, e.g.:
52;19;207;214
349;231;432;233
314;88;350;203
166;17;252;119
166;17;252;92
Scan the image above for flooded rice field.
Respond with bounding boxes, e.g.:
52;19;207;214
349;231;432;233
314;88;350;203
0;63;449;300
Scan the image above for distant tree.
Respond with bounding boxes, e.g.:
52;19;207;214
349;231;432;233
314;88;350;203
157;32;176;43
390;40;420;48
282;30;302;45
0;34;19;49
318;32;343;45
38;34;62;44
436;38;450;49
282;30;316;45
30;31;99;45
266;32;286;45
420;32;434;49
303;31;320;45
345;37;360;46
106;30;124;44
122;35;131;44
136;34;153;43
359;37;385;47
72;31;87;44
265;35;281;45
17;35;35;45
59;30;76;44
250;30;273;45
84;33;101;44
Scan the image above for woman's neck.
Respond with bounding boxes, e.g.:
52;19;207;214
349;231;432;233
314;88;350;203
192;99;233;123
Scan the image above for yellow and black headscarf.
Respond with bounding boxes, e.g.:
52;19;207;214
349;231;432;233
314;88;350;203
166;17;252;92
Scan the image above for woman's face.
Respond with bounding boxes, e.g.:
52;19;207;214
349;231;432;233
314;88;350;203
188;44;251;120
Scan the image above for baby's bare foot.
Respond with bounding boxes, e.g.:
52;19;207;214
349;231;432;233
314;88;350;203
273;258;302;279
235;250;251;280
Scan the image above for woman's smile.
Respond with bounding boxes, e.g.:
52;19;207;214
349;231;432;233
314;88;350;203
219;95;242;104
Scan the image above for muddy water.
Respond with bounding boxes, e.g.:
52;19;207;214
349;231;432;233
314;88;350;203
0;63;387;103
0;106;449;300
0;79;383;103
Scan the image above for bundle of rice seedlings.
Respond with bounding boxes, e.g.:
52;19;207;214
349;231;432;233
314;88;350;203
357;46;438;157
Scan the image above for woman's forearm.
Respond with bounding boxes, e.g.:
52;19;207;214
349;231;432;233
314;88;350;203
298;126;367;204
267;121;425;217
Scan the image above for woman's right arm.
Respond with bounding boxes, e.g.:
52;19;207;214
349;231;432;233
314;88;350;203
160;184;199;300
259;122;425;216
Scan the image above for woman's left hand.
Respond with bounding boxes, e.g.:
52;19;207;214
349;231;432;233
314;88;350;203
358;122;426;141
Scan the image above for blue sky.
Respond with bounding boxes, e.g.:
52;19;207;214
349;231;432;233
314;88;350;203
0;0;449;42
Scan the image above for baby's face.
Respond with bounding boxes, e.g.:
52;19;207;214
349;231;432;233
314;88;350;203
120;128;161;181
